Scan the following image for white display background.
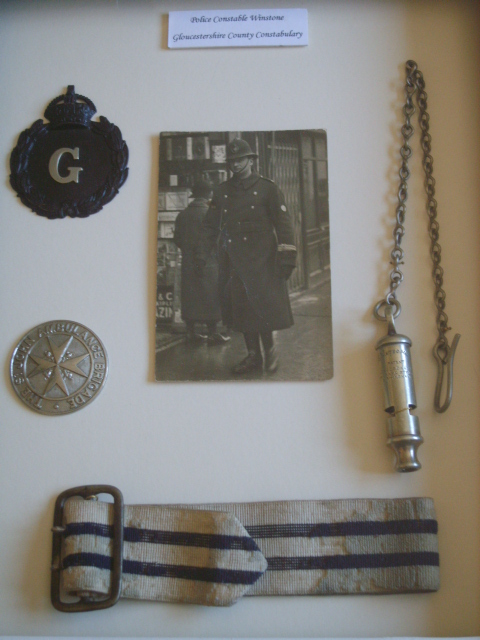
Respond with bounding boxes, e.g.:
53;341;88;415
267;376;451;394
0;1;479;637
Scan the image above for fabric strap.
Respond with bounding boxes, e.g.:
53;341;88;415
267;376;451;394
60;495;439;607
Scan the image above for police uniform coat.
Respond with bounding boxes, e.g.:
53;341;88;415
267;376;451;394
197;172;296;332
173;197;221;323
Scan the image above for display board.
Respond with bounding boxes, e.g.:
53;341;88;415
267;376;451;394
0;1;479;637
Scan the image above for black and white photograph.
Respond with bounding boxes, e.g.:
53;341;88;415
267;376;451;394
155;130;333;381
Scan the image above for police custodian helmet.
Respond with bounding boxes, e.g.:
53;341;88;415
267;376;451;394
226;138;258;160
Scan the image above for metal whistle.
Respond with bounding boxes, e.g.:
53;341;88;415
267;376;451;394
376;305;423;472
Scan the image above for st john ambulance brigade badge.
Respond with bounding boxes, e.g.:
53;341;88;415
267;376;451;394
10;321;108;415
10;86;128;219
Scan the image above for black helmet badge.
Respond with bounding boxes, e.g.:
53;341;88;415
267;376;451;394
10;85;129;219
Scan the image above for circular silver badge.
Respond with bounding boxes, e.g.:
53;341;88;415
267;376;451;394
10;320;108;415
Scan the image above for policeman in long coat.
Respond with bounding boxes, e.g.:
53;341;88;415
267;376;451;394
195;139;296;373
174;181;229;344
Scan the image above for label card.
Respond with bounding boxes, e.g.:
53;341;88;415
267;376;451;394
168;9;308;48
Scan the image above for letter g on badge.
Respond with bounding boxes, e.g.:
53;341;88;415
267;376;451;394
49;147;83;184
10;85;129;219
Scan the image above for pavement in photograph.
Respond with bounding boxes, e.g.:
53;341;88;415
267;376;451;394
155;278;333;382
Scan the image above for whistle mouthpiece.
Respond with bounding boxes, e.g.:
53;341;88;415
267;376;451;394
376;332;423;473
386;409;423;472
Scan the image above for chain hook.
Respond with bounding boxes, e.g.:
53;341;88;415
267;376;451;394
433;333;461;413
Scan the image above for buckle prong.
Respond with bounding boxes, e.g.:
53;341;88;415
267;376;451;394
51;484;124;613
51;526;66;533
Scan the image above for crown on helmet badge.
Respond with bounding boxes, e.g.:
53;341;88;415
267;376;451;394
44;85;96;128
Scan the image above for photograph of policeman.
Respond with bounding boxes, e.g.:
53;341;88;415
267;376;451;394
194;139;295;375
155;130;332;382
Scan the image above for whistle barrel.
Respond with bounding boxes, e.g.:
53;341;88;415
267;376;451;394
376;333;423;472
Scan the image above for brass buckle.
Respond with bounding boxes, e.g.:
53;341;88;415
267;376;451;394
51;485;124;612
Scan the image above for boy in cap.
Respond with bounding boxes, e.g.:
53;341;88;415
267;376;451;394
174;180;230;345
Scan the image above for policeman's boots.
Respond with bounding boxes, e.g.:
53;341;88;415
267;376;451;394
231;351;263;374
261;331;279;373
231;333;263;374
263;345;279;373
231;332;278;375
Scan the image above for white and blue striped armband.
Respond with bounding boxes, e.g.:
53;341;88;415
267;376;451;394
51;485;439;612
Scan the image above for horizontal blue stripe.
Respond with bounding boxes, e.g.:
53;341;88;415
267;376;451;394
246;519;438;539
267;551;440;571
65;522;259;551
65;518;438;548
62;550;439;580
62;552;264;585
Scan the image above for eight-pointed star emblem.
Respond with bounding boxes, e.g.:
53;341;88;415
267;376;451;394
28;336;89;396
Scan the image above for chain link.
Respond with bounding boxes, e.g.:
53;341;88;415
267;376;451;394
377;61;453;355
374;61;460;412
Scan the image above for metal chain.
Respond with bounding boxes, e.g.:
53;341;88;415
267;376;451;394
374;60;460;412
